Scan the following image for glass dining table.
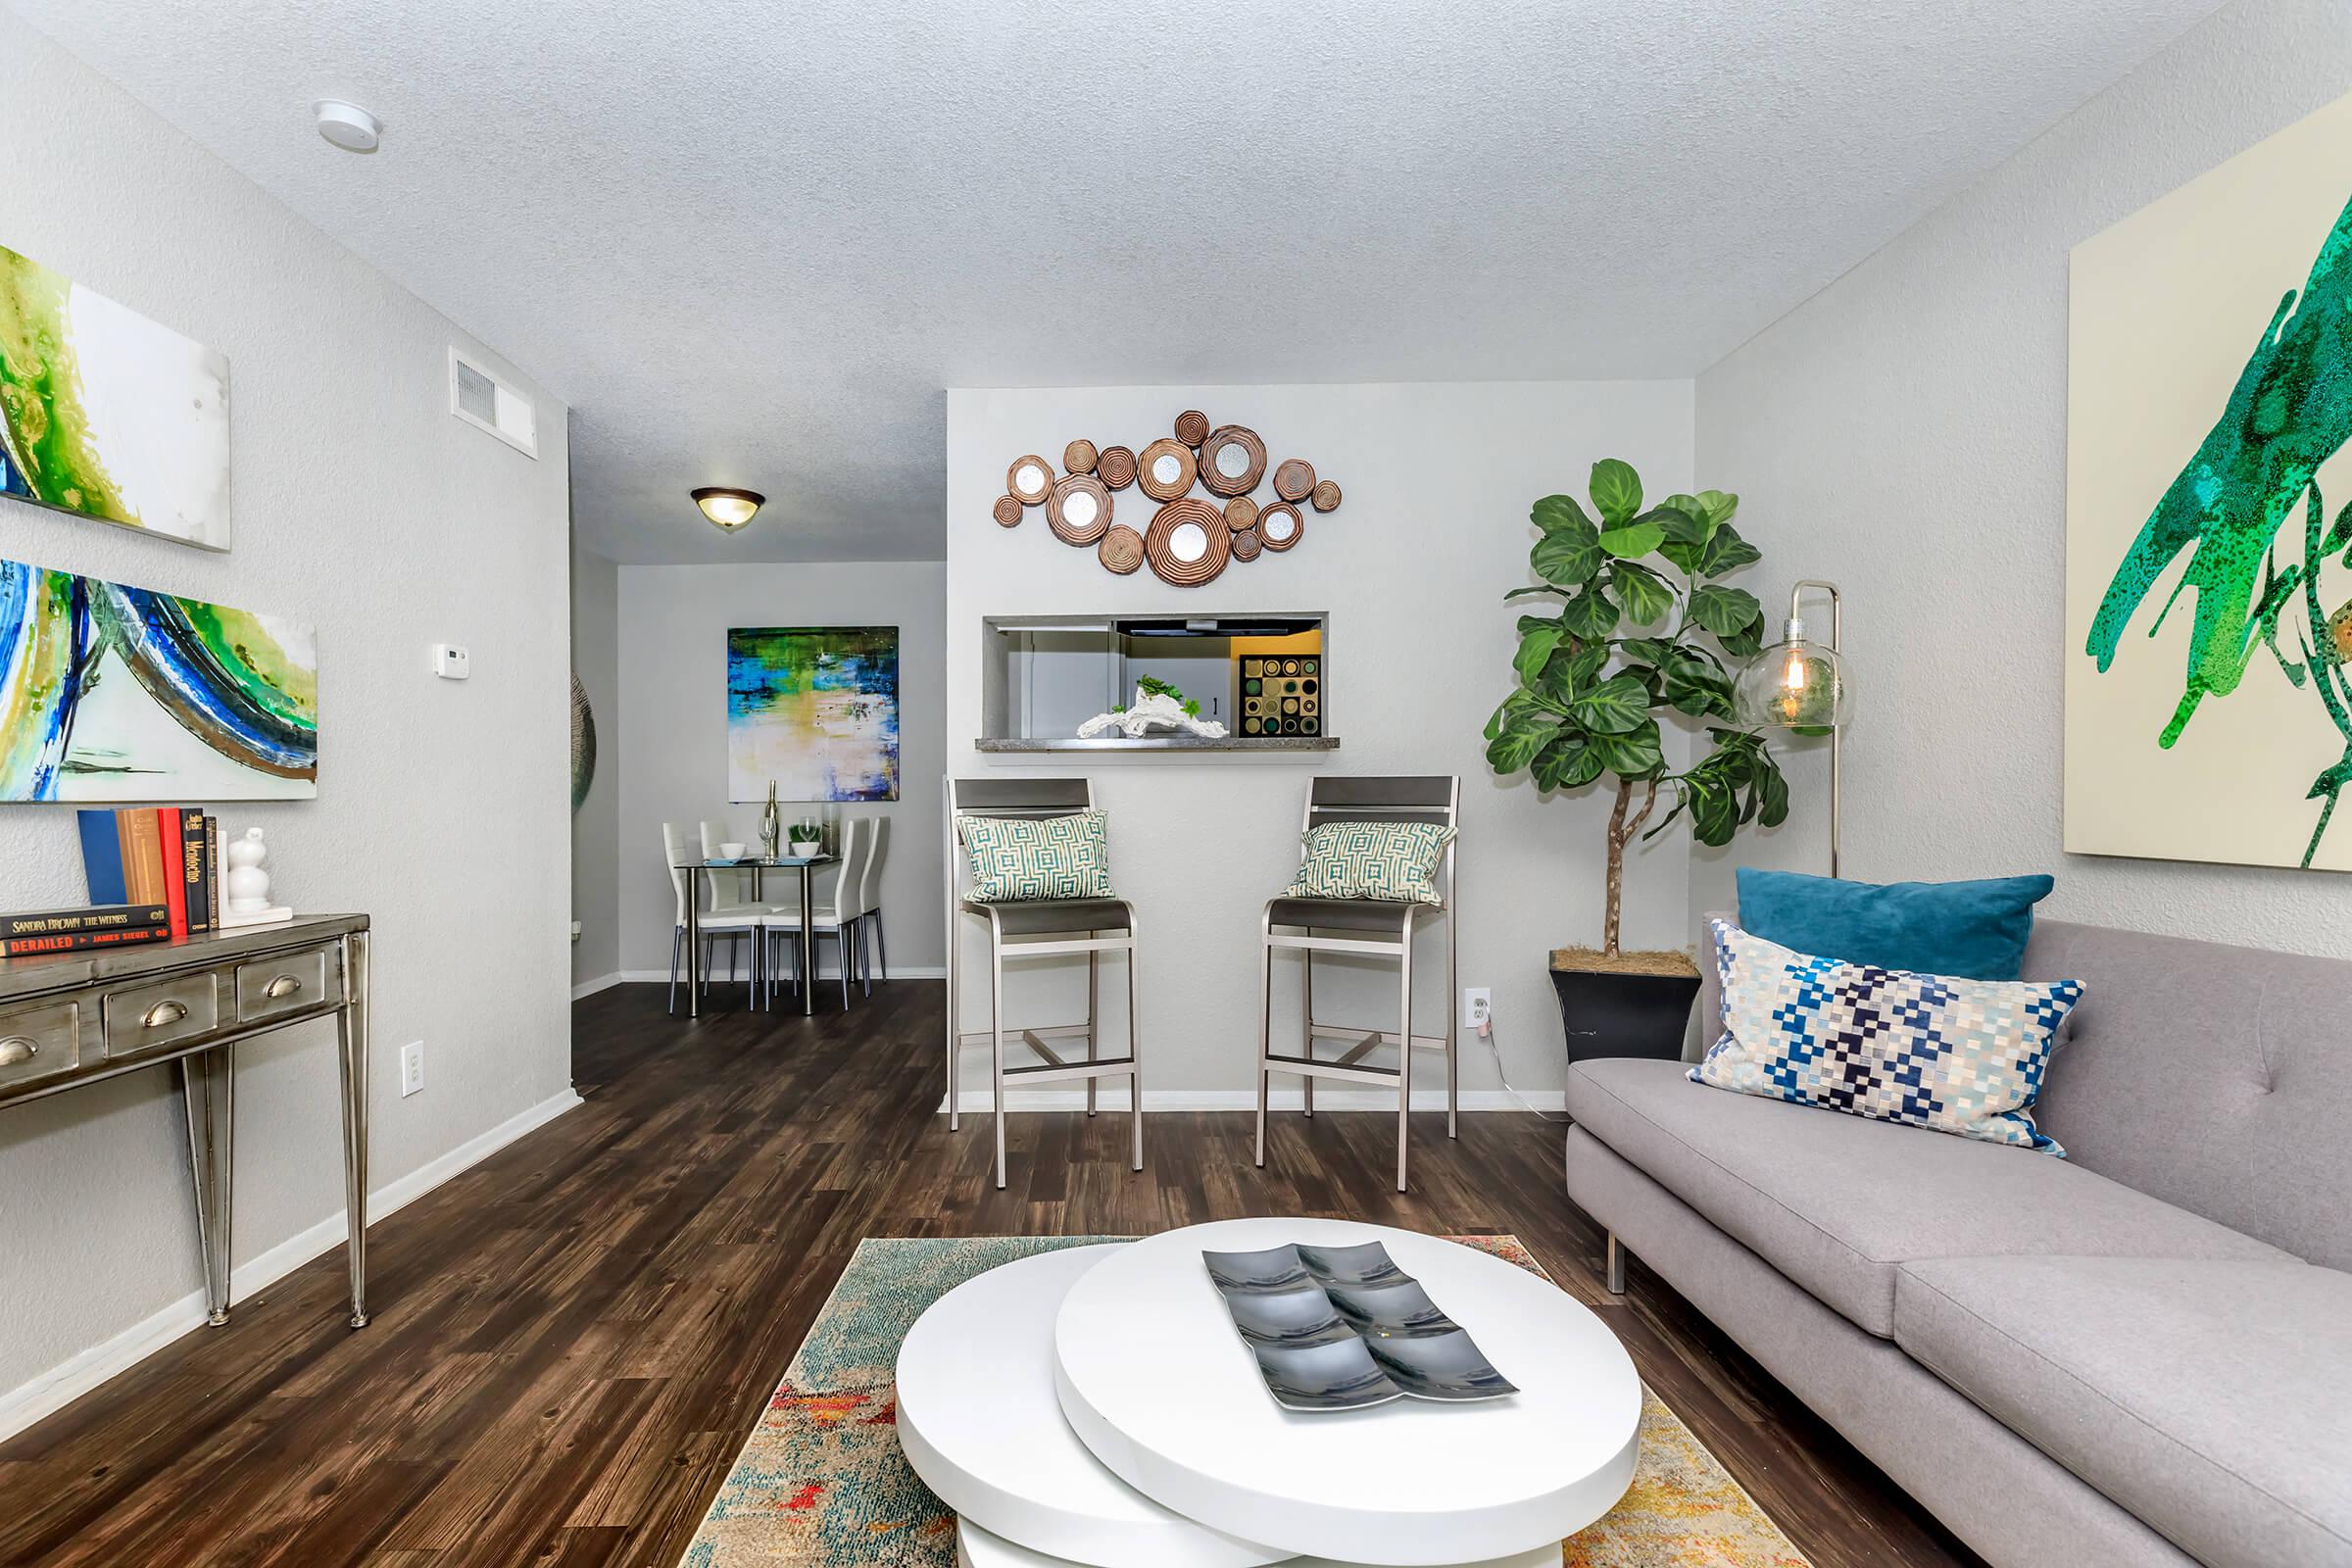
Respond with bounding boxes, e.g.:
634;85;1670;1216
673;855;838;1017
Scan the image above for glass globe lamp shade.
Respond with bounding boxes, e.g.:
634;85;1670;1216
693;487;764;531
1733;620;1854;733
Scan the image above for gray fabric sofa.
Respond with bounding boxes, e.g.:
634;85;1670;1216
1563;914;2352;1568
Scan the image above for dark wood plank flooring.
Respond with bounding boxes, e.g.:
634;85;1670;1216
0;980;1983;1568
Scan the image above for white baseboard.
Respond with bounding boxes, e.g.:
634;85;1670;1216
571;971;625;1000
942;1088;1565;1113
610;965;947;985
0;1086;583;1443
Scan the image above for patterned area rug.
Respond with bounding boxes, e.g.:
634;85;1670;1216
682;1236;1809;1567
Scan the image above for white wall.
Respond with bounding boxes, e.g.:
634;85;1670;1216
1692;0;2352;958
614;563;947;977
571;541;621;988
0;13;574;1424
947;383;1695;1104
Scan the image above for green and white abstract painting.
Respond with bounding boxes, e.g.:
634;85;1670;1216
2067;89;2352;872
0;241;232;552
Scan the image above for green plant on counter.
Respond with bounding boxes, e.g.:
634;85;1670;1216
1134;674;1202;717
1485;458;1788;957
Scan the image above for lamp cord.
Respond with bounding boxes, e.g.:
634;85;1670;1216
1475;1017;1571;1123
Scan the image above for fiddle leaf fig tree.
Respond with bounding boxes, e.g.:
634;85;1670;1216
1486;459;1788;960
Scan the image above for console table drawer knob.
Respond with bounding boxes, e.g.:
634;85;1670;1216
234;950;337;1022
0;1000;81;1085
104;979;219;1058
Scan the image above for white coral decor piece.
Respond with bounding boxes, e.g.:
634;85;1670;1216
1077;686;1229;740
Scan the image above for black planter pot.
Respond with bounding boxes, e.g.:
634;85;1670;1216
1549;964;1700;1063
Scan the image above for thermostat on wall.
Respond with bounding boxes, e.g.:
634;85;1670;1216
430;644;470;680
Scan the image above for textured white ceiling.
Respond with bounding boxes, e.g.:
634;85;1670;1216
10;0;2224;564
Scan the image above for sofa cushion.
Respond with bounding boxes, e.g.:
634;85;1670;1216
1694;919;2082;1154
1565;1058;2293;1337
1894;1256;2352;1568
1735;866;2053;980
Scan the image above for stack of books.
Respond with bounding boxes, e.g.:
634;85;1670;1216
0;808;232;959
0;901;173;958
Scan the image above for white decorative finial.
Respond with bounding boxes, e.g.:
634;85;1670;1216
217;826;295;929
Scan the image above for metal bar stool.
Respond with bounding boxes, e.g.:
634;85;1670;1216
1254;775;1459;1192
946;777;1144;1190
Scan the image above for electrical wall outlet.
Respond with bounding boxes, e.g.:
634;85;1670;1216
400;1041;424;1098
1463;988;1493;1034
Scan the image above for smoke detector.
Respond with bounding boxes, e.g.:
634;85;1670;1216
314;100;381;154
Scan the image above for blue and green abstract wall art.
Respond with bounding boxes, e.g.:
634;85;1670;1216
0;556;316;801
726;625;900;803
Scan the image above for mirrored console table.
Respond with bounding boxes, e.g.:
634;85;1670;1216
0;913;373;1330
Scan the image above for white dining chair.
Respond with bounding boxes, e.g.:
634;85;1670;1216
663;821;763;1012
697;819;769;990
854;815;890;992
763;817;872;1011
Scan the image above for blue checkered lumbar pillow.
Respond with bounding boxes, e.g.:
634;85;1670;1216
1282;820;1454;906
1692;919;2083;1154
958;810;1114;902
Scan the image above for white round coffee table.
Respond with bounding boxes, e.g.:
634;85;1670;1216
899;1245;1288;1568
956;1518;1556;1568
1054;1217;1642;1566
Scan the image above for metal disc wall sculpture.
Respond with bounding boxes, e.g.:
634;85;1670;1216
993;410;1341;586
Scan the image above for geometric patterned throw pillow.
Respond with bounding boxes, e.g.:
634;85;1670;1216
1281;819;1455;906
958;810;1114;903
1690;919;2083;1155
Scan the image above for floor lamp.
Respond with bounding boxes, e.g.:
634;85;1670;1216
1732;579;1853;878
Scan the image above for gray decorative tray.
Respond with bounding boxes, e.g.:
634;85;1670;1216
1201;1241;1518;1412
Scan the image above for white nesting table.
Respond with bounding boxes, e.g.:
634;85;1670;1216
896;1219;1641;1568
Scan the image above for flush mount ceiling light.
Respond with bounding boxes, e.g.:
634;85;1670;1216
693;487;765;531
314;100;381;153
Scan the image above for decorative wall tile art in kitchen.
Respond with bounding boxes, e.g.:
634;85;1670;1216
726;625;901;803
1238;655;1323;738
994;410;1341;587
0;242;233;552
0;556;316;801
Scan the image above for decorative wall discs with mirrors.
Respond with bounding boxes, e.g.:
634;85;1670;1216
994;410;1341;585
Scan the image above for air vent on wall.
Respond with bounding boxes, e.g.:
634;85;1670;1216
448;346;536;458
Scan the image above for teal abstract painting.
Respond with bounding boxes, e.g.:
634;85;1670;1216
727;626;899;803
2067;90;2352;872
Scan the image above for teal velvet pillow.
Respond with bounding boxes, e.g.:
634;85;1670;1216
1734;867;2054;982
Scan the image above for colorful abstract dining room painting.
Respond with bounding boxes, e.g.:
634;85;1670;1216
0;557;317;802
0;242;233;552
2066;88;2352;872
727;626;900;802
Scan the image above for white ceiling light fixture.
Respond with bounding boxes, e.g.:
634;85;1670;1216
693;487;764;532
314;100;381;153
